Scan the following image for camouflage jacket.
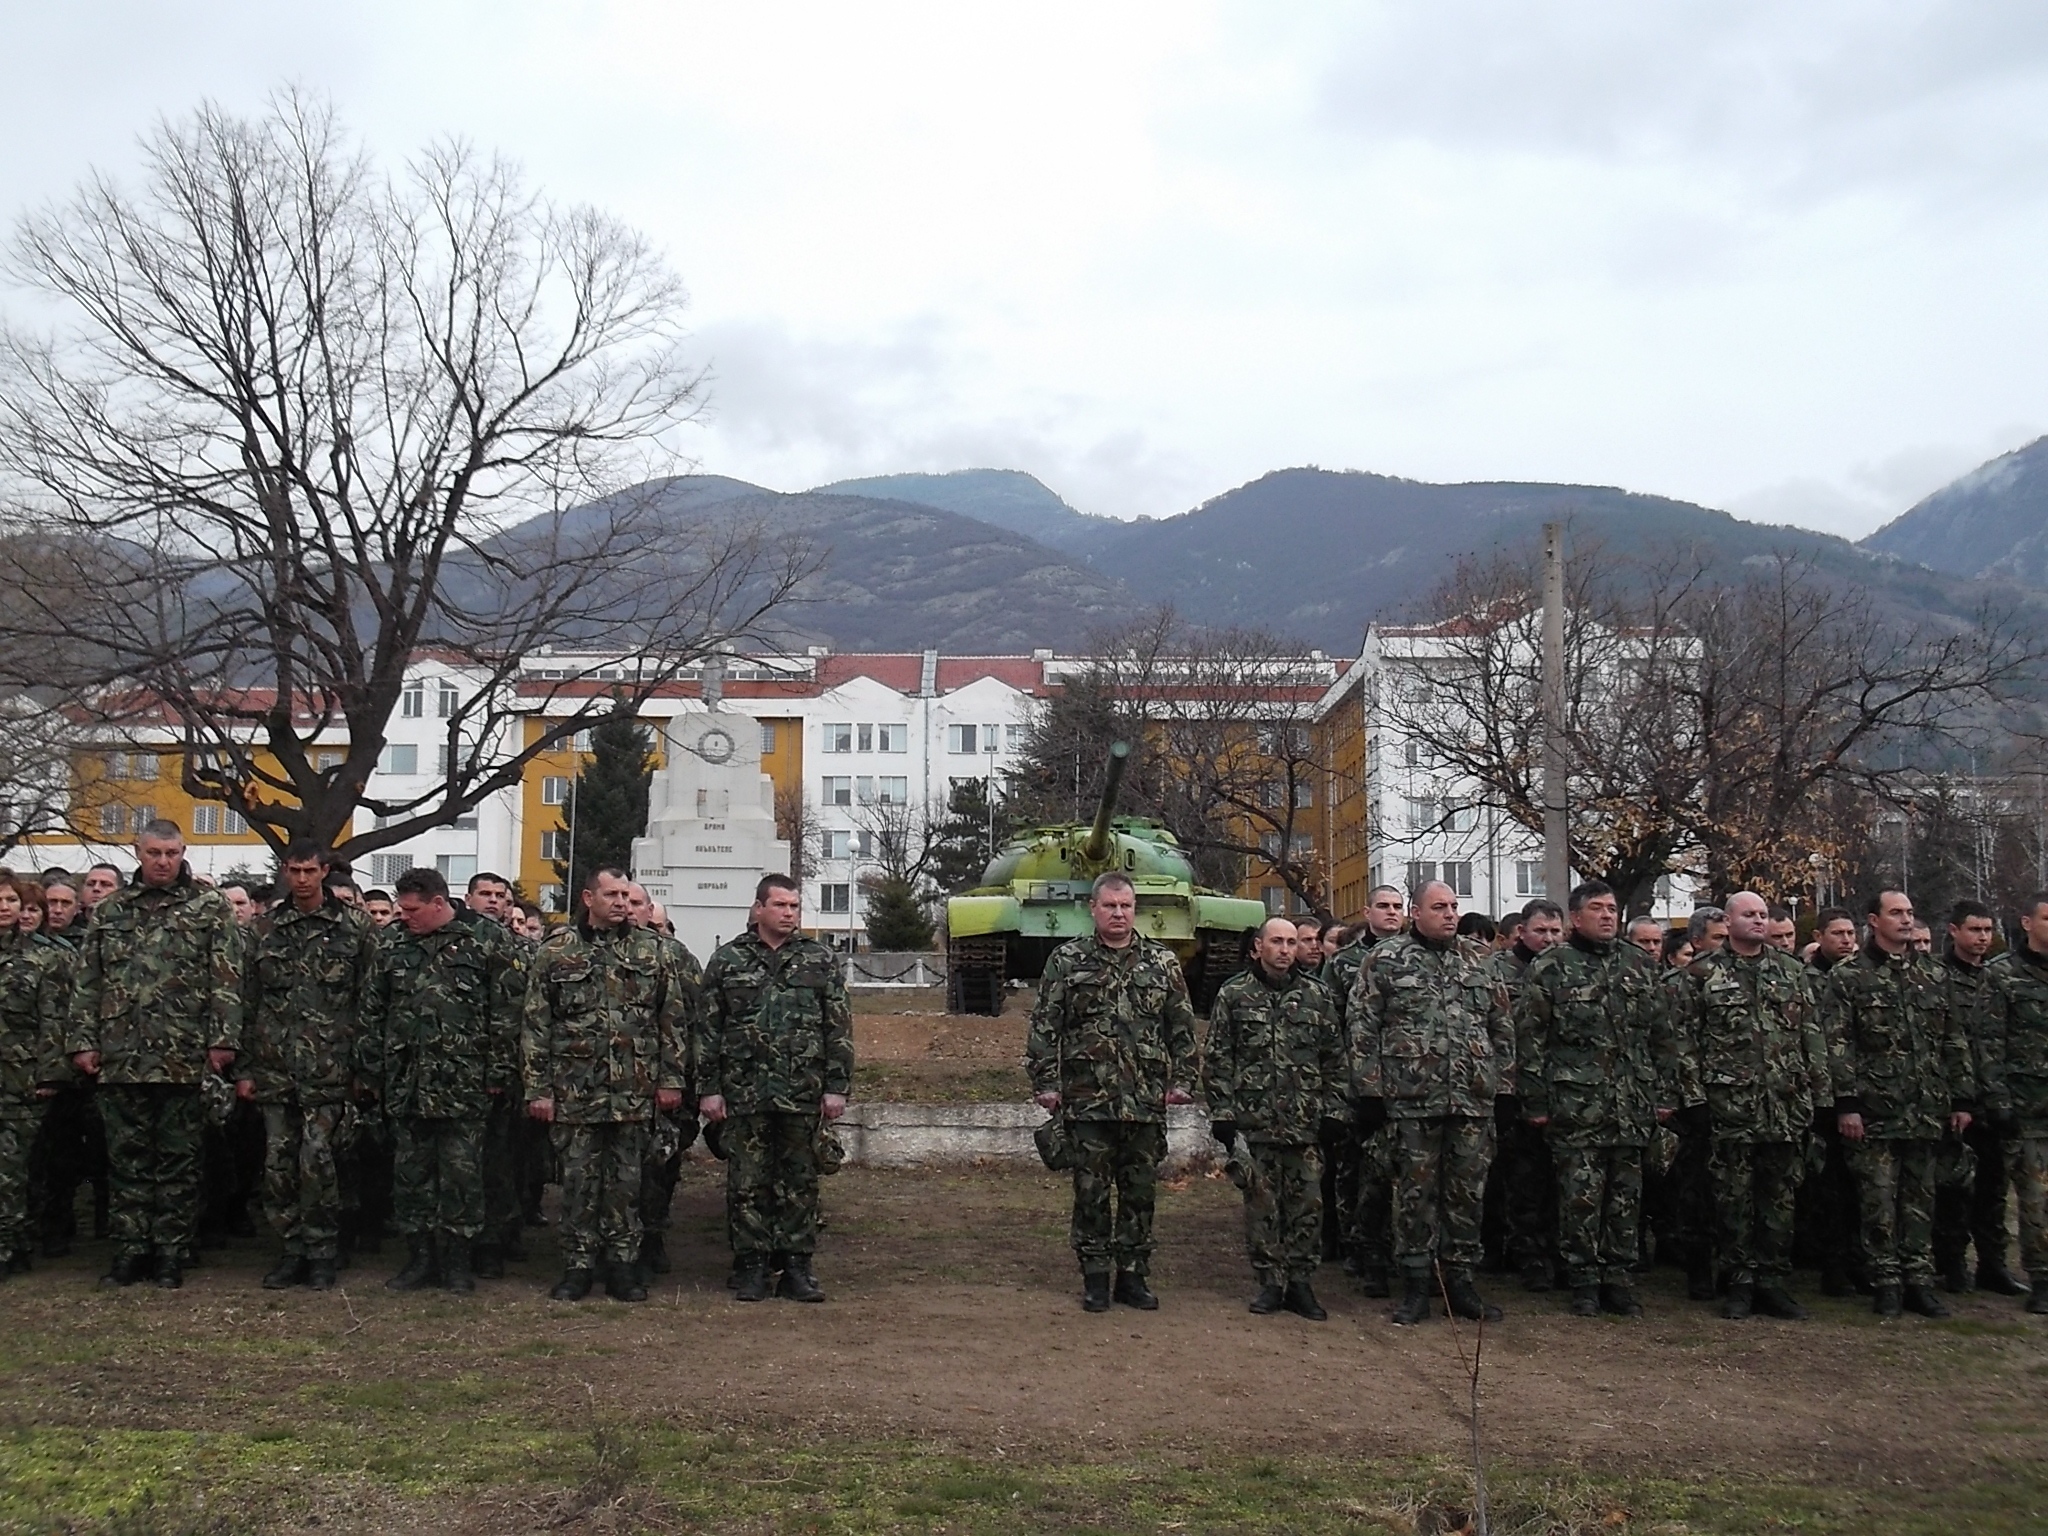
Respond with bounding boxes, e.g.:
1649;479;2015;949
0;929;69;1100
1670;945;1827;1143
239;896;379;1105
1027;934;1197;1122
1201;966;1345;1144
1349;933;1513;1118
1517;934;1687;1147
696;931;852;1114
522;921;694;1123
1318;934;1380;1033
1942;952;1997;1102
361;916;524;1120
65;869;242;1085
1979;945;2048;1135
1821;941;1974;1138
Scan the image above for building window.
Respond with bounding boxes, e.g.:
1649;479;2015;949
1006;724;1027;751
1442;861;1473;896
103;752;127;780
1406;860;1436;893
541;775;570;806
821;776;852;807
381;743;419;776
856;829;874;858
98;804;126;837
1406;797;1439;834
823;722;853;754
316;751;342;772
879;776;908;806
539;883;567;914
1260;831;1282;858
1262;886;1287;915
819;883;851;914
453;811;478;831
134;804;156;829
983;725;1000;754
131;754;159;781
857;723;873;753
1515;861;1546;897
572;729;593;752
539;830;569;861
1290;833;1314;858
193;804;244;836
760;723;778;754
437;681;459;719
1294;780;1313;808
948;724;978;754
855;776;875;805
435;854;477;885
1403;741;1420;768
372;853;416;886
877;723;907;753
824;829;851;860
401;681;424;718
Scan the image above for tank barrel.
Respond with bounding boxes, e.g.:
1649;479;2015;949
1081;741;1131;863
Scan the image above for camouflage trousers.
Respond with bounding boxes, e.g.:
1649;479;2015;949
1349;1125;1393;1269
725;1112;822;1262
640;1105;691;1236
100;1084;204;1260
481;1095;521;1249
1069;1119;1168;1276
0;1100;40;1257
1795;1131;1869;1282
1934;1122;2009;1270
1486;1116;1555;1275
1241;1140;1323;1284
2008;1135;2048;1284
1709;1139;1803;1285
1390;1115;1496;1281
391;1115;485;1242
29;1082;106;1243
1845;1137;1938;1286
553;1119;648;1267
1553;1143;1644;1288
260;1100;346;1260
1669;1122;1715;1267
1319;1123;1357;1261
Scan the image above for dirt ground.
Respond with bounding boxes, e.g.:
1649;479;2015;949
850;987;1031;1101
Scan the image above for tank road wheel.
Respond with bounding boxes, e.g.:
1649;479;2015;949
1188;929;1253;1016
947;937;1008;1017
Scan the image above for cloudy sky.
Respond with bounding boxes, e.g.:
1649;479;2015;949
4;2;2045;535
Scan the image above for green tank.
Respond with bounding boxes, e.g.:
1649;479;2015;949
944;741;1266;1016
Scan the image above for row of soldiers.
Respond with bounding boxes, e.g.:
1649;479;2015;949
1024;871;2047;1326
0;820;853;1305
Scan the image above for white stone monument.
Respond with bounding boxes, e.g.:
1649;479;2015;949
632;659;789;960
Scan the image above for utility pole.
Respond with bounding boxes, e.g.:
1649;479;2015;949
1541;523;1569;905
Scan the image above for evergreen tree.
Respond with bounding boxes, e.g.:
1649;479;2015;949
551;704;653;900
861;874;935;950
929;775;1017;893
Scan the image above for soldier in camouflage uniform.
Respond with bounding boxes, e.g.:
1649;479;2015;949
359;866;523;1294
525;868;690;1303
1350;879;1515;1325
1485;897;1563;1291
459;871;529;1276
1204;917;1347;1320
1518;881;1687;1319
0;875;70;1275
697;873;853;1303
627;882;703;1280
1319;884;1407;1295
1669;892;1829;1320
1796;906;1868;1295
1821;889;1976;1319
1655;906;1728;1301
1028;871;1198;1313
238;844;378;1292
65;822;242;1289
28;876;100;1257
1978;891;2048;1313
1933;900;2027;1296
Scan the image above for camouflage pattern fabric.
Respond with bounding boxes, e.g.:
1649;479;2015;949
1933;1120;2009;1273
260;1101;346;1259
0;1107;34;1260
239;895;377;1105
360;917;523;1122
1068;1119;1168;1275
1201;966;1346;1145
2009;1136;2048;1283
0;930;68;1259
553;1120;649;1266
1552;1143;1645;1287
1319;936;1379;1265
696;932;851;1114
1844;1137;1939;1286
638;931;704;1241
1239;1139;1323;1284
1482;943;1550;1276
1709;1138;1805;1285
1389;1114;1496;1280
65;869;242;1083
1351;1125;1393;1270
722;1111;822;1260
1979;945;2048;1278
100;1083;204;1259
391;1114;484;1241
1347;934;1514;1119
1027;935;1196;1122
1671;947;1827;1142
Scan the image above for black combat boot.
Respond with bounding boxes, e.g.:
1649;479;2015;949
642;1232;671;1275
1902;1283;1948;1318
1872;1282;1904;1319
550;1266;594;1302
777;1253;825;1303
1112;1270;1158;1310
605;1258;648;1303
1721;1281;1754;1320
155;1251;184;1289
1600;1283;1643;1319
1357;1263;1390;1299
1752;1284;1808;1320
471;1244;505;1280
100;1251;149;1288
732;1258;773;1303
1569;1284;1601;1317
502;1230;528;1263
1978;1257;2030;1297
4;1249;31;1276
1937;1251;1971;1294
440;1237;475;1294
1283;1279;1327;1321
1390;1274;1433;1325
1686;1251;1718;1302
2027;1285;2048;1316
1443;1270;1502;1323
386;1236;438;1292
307;1258;338;1292
1081;1271;1111;1313
1249;1280;1284;1315
262;1254;309;1290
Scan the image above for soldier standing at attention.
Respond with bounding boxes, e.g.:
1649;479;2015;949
697;874;853;1304
461;871;529;1277
1823;889;1975;1319
66;821;241;1289
1977;891;2048;1314
1291;919;1326;976
1350;879;1514;1325
1672;892;1829;1320
1517;881;1685;1318
1320;884;1408;1294
1028;871;1197;1313
1626;917;1666;959
360;867;523;1295
0;874;69;1277
1203;917;1347;1320
525;867;689;1304
626;880;704;1282
1487;897;1563;1292
1934;900;2026;1296
240;843;378;1292
1663;905;1727;1301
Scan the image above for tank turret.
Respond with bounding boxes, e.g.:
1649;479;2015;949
1078;740;1130;868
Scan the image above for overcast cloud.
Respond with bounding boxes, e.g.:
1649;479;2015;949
2;1;2043;534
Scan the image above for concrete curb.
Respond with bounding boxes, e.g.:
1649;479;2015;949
827;1101;1215;1171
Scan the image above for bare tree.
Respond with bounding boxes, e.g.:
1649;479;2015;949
773;782;821;886
0;93;811;860
0;693;103;858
